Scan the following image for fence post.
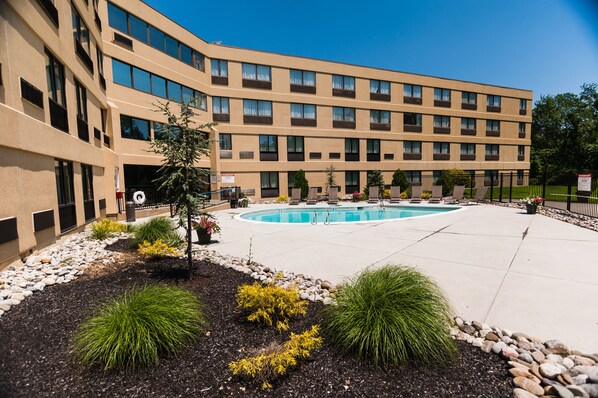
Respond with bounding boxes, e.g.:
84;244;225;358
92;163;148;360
509;172;513;203
542;165;547;205
490;173;494;202
499;173;503;202
470;172;474;198
567;173;572;212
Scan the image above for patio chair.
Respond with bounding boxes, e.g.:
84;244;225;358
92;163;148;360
428;185;443;204
410;185;422;204
306;187;318;205
446;185;465;204
328;186;339;205
367;186;379;203
390;186;402;203
289;188;301;205
468;185;488;204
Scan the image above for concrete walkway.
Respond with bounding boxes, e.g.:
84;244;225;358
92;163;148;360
207;203;598;354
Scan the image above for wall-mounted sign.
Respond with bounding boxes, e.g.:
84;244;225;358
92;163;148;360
578;174;592;191
221;174;235;184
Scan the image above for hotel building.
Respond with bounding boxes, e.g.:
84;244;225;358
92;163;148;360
0;0;532;266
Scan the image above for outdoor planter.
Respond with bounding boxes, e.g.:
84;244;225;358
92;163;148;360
525;204;537;214
196;229;211;244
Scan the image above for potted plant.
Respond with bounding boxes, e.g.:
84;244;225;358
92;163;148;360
352;192;363;202
521;196;543;214
193;215;221;244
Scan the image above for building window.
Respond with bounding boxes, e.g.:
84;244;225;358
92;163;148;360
487;95;501;107
434;88;451;101
485;144;499;155
332;75;355;91
460;143;476;154
97;48;105;76
213;97;229;114
333;107;355;122
260;171;279;197
291;103;316;119
370;80;390;94
518;145;525;159
74;79;88;122
287;136;304;161
242;63;271;81
366;139;380;161
405;171;421;184
433;142;450;154
55;159;76;230
108;3;205;70
153;122;181;140
345;138;359;161
290;69;315;86
404;113;422;126
462;92;477;104
45;49;66;106
433;170;442;183
434;115;450;127
486;120;500;134
370;110;390;124
72;4;91;55
484;170;498;185
244;100;272;116
519;122;526;137
403;141;421;153
219;133;232;150
520;99;527;110
404;84;422;98
345;171;360;193
120;115;150;141
81;164;95;220
517;169;524;180
212;59;228;77
259;135;278;161
462;117;476;130
111;59;207;109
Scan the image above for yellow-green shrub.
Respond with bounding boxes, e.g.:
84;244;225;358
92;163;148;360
276;195;289;203
137;239;182;258
400;191;408;199
229;325;322;389
90;219;134;240
382;189;391;199
236;282;308;332
422;191;431;200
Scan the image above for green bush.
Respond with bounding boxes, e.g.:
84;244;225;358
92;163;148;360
323;265;457;367
437;169;472;196
74;285;206;371
293;169;310;200
90;219;135;240
133;217;181;247
391;169;410;191
364;170;385;197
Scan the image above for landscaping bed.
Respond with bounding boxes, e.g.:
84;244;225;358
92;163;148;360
0;242;513;398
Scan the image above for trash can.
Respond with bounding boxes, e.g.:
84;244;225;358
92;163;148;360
125;201;136;222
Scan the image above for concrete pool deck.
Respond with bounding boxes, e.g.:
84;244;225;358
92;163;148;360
206;203;598;354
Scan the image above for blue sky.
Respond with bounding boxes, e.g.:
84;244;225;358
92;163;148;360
143;0;598;102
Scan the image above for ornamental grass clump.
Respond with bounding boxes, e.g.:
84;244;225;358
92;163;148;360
236;282;308;332
137;239;182;258
323;265;457;367
229;325;322;390
90;219;134;240
133;217;181;247
74;285;206;371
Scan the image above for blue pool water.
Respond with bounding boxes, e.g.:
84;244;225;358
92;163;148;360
238;205;460;224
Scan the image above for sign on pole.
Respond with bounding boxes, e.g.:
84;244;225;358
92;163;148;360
577;174;592;191
221;174;235;184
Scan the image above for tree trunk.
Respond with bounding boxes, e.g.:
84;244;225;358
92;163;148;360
187;205;193;280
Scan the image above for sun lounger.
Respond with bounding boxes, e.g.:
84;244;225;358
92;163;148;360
467;185;488;204
306;187;318;205
328;186;339;205
428;185;443;204
289;188;301;205
390;186;401;203
446;185;465;204
410;185;422;204
367;186;379;204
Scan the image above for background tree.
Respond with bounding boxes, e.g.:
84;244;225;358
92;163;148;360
293;169;309;199
324;165;337;194
436;169;471;196
532;83;598;181
151;101;214;279
391;169;410;191
364;170;385;197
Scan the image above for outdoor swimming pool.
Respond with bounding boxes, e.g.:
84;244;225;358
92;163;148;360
237;205;462;224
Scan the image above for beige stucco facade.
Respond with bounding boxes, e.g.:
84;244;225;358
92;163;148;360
0;0;532;266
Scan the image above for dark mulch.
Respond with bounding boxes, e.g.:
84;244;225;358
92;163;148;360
0;242;513;397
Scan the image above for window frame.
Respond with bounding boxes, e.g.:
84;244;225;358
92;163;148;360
45;49;66;107
71;4;91;55
370;79;390;94
462;91;477;104
219;133;232;150
290;69;316;86
403;84;422;98
74;79;88;122
120;114;151;141
211;59;228;77
332;75;355;91
434;88;451;101
213;96;230;114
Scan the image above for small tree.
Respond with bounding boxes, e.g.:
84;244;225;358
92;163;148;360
151;101;214;279
437;169;471;196
293;169;309;199
391;169;410;191
324;165;337;194
364;170;385;197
